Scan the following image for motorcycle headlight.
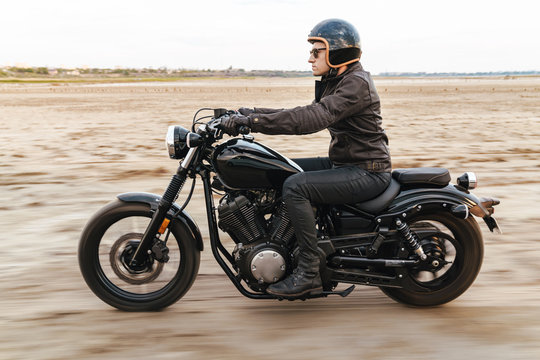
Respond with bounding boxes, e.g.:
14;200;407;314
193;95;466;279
166;125;190;159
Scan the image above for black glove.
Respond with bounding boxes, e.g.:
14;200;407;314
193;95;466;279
221;114;251;136
238;107;255;116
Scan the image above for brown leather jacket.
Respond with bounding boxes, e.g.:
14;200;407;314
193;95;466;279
248;62;391;172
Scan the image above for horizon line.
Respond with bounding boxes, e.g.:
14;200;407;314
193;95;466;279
2;65;540;77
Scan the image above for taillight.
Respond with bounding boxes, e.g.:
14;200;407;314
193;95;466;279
457;172;477;190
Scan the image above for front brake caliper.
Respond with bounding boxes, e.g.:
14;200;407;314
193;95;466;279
151;239;170;263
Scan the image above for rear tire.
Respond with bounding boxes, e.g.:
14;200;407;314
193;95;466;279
78;200;200;311
381;212;483;306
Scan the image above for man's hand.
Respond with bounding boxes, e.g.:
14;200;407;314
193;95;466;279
221;114;251;136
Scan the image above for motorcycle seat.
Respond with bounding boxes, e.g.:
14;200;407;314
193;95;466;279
392;167;450;186
353;178;401;214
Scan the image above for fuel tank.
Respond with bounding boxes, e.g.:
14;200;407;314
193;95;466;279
212;138;303;190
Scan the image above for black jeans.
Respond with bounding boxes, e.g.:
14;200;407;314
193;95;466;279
284;157;391;273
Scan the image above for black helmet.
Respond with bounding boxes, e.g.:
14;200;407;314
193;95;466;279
308;19;361;68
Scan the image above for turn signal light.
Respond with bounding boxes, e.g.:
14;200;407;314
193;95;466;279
158;218;171;234
470;197;500;217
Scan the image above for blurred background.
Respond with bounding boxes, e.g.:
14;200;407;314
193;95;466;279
1;1;540;359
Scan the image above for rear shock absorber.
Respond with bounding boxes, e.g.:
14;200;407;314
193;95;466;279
395;219;427;260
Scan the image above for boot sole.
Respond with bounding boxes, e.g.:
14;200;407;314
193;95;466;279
267;286;323;298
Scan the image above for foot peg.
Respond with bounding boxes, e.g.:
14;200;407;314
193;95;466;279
322;285;355;298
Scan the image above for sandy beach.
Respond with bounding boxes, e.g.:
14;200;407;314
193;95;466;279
1;76;539;359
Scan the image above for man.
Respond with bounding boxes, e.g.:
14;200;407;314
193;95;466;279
222;18;392;298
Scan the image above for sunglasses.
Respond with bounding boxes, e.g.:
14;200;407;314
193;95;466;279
309;47;327;59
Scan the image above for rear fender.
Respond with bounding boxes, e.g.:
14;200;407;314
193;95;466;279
379;185;500;232
117;192;204;250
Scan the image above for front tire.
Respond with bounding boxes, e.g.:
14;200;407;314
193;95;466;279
78;200;200;311
381;212;483;306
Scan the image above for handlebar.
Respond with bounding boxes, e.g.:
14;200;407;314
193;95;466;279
237;125;251;135
208;109;251;137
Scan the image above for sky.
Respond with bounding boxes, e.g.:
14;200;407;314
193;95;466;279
1;0;540;74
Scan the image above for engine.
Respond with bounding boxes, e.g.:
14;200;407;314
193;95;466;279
217;192;296;291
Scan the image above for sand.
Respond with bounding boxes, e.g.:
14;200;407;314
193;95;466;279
1;77;539;359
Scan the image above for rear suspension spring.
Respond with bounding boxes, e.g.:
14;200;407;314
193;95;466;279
396;219;427;260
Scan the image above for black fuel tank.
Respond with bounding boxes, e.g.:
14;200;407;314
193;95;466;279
212;138;302;190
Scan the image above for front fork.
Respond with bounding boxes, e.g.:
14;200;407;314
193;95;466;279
129;148;196;266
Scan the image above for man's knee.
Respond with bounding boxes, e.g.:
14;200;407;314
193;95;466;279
282;172;308;200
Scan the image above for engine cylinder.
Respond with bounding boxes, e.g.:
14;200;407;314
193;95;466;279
218;195;266;243
269;202;295;244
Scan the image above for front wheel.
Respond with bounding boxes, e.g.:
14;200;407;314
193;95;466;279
381;212;484;306
78;200;200;311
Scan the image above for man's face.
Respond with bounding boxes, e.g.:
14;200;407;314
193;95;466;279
309;42;330;76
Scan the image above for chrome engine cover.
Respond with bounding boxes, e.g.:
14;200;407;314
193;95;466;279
250;249;286;284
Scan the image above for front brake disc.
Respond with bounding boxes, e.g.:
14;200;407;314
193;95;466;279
109;233;164;285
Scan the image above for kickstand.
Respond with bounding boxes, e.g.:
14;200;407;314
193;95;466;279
322;285;355;297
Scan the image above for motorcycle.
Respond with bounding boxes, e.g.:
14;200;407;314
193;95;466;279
78;108;501;311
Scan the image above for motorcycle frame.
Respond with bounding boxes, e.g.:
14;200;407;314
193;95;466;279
199;167;275;299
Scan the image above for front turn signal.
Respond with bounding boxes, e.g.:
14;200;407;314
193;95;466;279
158;218;171;234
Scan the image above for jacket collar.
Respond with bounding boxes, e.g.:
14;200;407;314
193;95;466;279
315;62;363;102
321;61;362;82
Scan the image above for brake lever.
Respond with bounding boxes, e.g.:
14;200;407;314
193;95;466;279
206;116;225;138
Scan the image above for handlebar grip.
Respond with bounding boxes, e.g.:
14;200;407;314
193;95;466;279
238;125;251;135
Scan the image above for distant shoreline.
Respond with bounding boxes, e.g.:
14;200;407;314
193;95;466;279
2;75;540;85
1;66;539;84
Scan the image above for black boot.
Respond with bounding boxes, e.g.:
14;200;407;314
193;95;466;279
266;269;322;298
266;258;322;298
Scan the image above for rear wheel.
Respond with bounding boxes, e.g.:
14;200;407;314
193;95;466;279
78;200;200;311
381;212;483;306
